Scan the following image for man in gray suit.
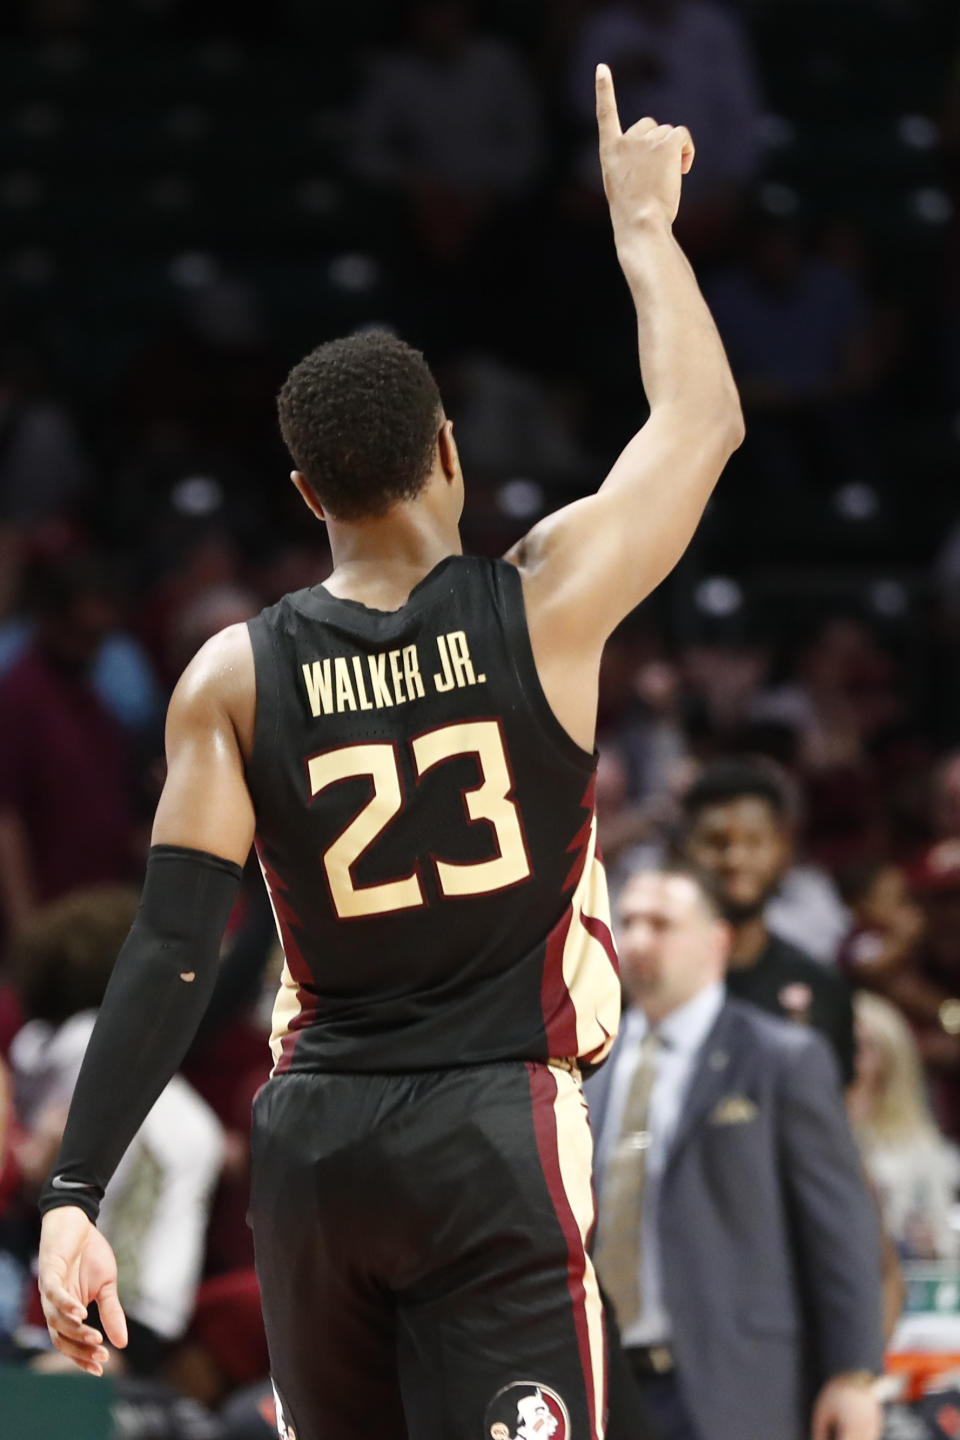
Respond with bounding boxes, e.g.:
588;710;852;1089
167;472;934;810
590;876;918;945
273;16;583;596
586;861;884;1440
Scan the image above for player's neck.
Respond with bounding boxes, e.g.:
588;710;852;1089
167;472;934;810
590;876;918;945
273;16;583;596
726;916;770;970
324;510;462;608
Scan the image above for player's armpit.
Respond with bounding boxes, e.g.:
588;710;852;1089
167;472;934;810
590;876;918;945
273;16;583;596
509;402;741;654
152;621;257;867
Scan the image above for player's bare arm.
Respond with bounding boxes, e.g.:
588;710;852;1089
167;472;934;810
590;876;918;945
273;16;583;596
508;64;744;752
38;624;257;1373
150;621;257;862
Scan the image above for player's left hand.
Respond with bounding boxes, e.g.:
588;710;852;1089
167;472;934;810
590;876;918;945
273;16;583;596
811;1374;882;1440
38;1205;128;1376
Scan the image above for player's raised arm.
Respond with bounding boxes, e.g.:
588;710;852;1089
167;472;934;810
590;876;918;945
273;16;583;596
37;624;256;1374
509;64;744;651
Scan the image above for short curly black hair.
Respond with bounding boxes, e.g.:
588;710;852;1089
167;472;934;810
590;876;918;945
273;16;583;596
277;330;444;521
681;756;799;829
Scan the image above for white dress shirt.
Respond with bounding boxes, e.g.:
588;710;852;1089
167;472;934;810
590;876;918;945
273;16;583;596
596;981;725;1346
12;1012;225;1339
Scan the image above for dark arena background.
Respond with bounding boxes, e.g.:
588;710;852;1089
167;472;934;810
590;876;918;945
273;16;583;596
2;0;960;1436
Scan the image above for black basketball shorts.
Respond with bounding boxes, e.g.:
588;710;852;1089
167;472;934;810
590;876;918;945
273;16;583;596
248;1059;606;1440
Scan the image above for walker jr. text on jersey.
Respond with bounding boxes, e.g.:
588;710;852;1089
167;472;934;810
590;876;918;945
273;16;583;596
301;630;487;717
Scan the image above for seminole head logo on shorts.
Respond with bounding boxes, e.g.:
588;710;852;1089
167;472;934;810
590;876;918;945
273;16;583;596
485;1381;570;1440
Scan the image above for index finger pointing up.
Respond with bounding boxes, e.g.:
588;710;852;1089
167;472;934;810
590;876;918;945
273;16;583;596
595;64;622;146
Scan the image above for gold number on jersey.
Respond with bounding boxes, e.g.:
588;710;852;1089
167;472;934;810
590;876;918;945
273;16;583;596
307;744;424;918
412;720;530;897
307;723;530;920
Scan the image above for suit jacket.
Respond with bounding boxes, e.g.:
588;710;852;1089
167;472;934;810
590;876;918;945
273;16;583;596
585;996;884;1440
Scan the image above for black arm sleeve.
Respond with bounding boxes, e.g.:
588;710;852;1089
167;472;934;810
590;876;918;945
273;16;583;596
38;844;242;1223
191;876;276;1046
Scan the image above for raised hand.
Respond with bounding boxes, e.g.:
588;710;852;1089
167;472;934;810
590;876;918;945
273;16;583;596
595;63;695;237
38;1205;128;1376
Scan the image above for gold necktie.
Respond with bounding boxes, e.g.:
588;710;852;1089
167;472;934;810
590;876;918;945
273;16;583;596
593;1029;661;1331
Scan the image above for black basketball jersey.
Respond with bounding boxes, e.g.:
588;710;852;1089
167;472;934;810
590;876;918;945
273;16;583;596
245;554;620;1075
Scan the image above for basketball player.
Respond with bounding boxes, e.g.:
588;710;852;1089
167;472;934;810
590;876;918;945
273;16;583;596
37;66;743;1440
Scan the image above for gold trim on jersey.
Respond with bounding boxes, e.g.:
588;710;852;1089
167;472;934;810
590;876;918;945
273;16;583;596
563;812;621;1065
551;1064;606;1440
257;851;304;1075
269;959;301;1074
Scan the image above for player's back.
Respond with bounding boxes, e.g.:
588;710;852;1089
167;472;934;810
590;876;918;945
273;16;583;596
246;554;620;1075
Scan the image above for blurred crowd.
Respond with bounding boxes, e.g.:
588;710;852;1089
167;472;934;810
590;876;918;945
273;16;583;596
0;0;959;1435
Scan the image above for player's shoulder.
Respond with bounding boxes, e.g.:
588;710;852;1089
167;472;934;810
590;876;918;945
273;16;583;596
253;586;309;629
724;995;799;1052
725;997;834;1072
168;622;255;725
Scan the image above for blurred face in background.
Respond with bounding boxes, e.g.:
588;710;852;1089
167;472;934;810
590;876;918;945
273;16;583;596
617;871;729;1023
684;796;791;925
855;864;924;949
36;584;115;673
595;745;630;821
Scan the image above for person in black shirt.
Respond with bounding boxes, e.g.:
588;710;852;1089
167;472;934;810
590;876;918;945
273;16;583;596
680;758;855;1084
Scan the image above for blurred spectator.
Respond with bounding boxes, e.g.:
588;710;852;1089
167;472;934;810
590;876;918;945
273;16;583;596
165;1269;270;1419
707;216;882;508
594;742;683;908
0;348;90;528
708;213;874;410
353;0;543;355
931;751;960;843
680;757;856;1082
354;0;542;345
448;352;592;488
0;553;140;935
0;529;164;739
355;1;541;208
164;584;260;688
849;991;960;1261
9;887;225;1373
683;641;771;740
900;842;960;1139
748;617;909;871
828;830;960;1142
596;651;850;954
592;643;696;904
596;741;644;833
751;618;904;781
139;534;247;689
764;862;850;965
597;636;691;800
252;543;332;609
589;862;884;1440
629;659;691;799
0;1056;31;1358
836;858;925;991
566;0;763;255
